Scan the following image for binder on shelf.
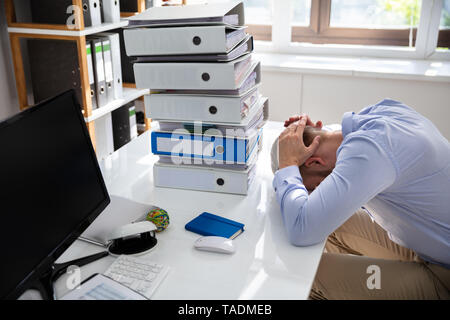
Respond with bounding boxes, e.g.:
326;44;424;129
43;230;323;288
84;0;103;26
29;0;102;27
27;39;83;107
101;38;115;103
153;161;256;195
86;43;98;109
134;35;253;63
150;127;263;165
124;25;247;56
129;105;138;140
117;28;136;83
134;99;147;133
146;85;260;123
127;1;244;27
98;32;124;99
134;55;261;90
112;103;132;150
90;38;108;108
101;0;121;23
95;112;114;160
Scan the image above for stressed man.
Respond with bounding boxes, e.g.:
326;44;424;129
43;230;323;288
271;99;450;299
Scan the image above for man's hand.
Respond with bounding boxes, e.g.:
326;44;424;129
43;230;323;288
284;114;322;129
278;116;321;169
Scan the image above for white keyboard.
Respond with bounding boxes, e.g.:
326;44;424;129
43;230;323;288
104;255;169;299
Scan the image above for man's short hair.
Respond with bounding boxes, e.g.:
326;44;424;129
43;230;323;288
270;125;331;174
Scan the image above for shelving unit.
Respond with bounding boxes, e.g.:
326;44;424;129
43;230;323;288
7;21;129;37
84;87;149;122
4;0;150;152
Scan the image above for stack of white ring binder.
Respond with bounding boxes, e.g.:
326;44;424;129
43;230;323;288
124;1;268;195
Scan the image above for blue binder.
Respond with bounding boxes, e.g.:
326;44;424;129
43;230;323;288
151;127;262;164
185;212;244;239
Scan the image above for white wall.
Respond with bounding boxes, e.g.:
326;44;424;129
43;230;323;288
0;4;19;121
260;70;450;139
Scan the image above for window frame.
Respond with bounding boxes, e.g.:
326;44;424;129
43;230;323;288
250;0;450;60
291;0;419;46
247;24;272;41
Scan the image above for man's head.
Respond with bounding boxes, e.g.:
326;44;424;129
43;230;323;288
271;125;341;191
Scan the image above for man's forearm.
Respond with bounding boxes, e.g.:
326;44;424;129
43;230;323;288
273;166;325;246
272;137;397;247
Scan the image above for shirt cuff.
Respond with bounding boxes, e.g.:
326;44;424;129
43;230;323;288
341;111;354;138
273;165;303;192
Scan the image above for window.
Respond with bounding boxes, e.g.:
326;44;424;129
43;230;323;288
292;0;312;26
202;0;450;56
330;0;421;28
292;0;423;47
243;0;273;41
438;0;450;49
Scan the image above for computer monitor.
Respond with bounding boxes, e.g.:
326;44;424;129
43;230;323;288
0;90;110;300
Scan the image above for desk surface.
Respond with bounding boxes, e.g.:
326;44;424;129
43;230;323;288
53;121;325;300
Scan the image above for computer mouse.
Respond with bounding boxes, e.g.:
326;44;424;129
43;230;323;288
194;236;236;254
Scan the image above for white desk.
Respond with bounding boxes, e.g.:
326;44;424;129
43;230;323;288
53;121;325;300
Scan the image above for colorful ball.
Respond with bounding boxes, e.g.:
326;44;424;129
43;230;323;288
146;208;170;232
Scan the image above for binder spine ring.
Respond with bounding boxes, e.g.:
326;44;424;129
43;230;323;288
193;36;201;45
216;178;225;186
202;73;210;81
209;106;217;114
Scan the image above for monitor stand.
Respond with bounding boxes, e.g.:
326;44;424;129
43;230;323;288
30;251;109;300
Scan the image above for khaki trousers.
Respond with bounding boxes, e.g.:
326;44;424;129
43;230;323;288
310;209;450;300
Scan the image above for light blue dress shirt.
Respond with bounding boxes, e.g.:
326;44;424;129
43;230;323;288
273;99;450;268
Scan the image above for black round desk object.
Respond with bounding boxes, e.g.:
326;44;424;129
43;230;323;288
108;232;157;256
107;221;158;256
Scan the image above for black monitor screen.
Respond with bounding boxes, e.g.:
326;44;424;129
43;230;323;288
0;90;110;299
